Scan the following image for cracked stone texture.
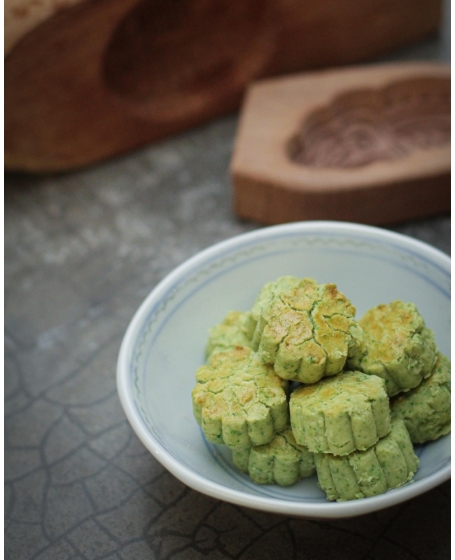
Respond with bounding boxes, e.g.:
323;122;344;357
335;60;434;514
4;34;451;560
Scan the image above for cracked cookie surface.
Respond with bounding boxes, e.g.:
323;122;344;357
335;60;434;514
351;300;437;396
192;347;289;450
247;277;363;383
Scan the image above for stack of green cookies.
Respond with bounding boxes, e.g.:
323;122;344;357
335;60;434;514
191;277;451;501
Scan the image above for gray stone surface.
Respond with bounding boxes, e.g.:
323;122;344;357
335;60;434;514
5;27;451;560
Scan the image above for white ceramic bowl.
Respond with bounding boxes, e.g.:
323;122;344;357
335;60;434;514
117;221;451;518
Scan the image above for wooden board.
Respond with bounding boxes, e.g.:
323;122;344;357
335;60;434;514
231;62;450;226
4;0;443;172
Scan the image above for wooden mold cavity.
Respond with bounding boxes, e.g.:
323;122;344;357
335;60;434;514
103;0;275;121
287;77;451;169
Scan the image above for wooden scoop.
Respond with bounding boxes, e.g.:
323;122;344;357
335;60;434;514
231;62;450;225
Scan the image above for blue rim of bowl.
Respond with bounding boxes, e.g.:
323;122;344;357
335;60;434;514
117;220;451;518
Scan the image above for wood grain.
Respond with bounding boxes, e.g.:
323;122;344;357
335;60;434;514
231;62;450;226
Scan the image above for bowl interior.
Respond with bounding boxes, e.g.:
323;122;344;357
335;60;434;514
119;222;450;517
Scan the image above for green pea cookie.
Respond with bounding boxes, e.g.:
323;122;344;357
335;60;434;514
192;347;289;450
247;276;363;384
350;300;437;396
205;310;254;360
232;427;315;486
315;418;419;501
290;371;391;455
391;352;451;444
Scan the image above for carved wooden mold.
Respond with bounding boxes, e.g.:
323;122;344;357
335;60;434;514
231;62;451;226
5;0;443;171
